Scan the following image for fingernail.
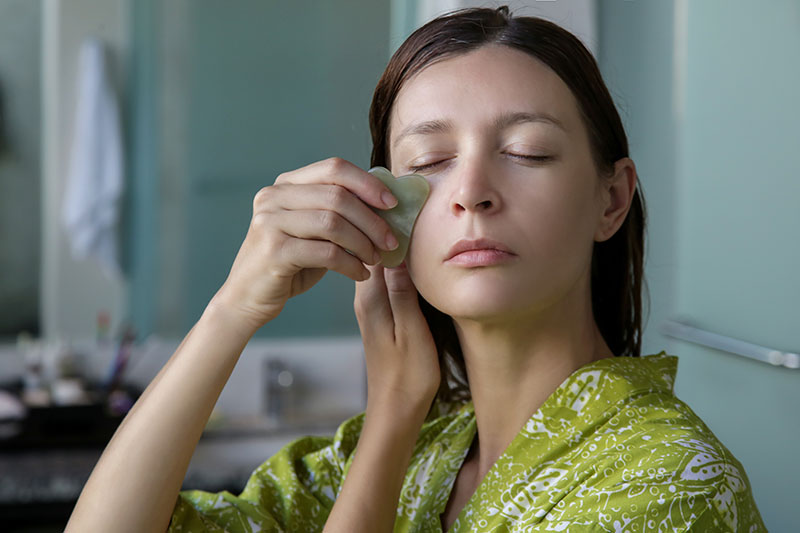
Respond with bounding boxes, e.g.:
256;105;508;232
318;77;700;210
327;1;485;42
381;190;398;208
385;231;399;250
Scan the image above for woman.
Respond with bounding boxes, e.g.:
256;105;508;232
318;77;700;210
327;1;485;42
67;6;765;532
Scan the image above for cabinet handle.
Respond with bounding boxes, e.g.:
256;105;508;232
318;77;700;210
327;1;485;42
660;318;799;370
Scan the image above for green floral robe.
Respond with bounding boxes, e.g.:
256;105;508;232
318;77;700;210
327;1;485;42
169;352;766;532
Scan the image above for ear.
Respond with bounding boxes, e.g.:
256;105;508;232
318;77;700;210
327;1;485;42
594;157;638;243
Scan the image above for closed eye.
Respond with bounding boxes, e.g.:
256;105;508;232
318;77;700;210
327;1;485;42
408;154;552;173
507;153;553;164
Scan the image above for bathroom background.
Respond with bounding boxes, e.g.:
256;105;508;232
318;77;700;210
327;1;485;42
0;0;797;530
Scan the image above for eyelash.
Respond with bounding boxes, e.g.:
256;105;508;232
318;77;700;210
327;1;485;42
408;154;552;173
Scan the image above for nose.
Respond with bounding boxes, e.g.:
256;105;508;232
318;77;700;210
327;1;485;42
450;158;501;215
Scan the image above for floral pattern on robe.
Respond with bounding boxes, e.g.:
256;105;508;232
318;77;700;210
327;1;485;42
169;352;766;532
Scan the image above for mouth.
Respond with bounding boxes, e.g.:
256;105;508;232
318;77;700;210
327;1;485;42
446;249;515;267
445;238;516;264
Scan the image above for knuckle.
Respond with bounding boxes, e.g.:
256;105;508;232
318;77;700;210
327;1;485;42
326;184;348;209
325;156;348;173
253;186;272;209
319;210;341;233
321;241;340;264
251;211;271;232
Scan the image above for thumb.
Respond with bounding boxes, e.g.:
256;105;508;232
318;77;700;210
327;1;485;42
383;263;428;333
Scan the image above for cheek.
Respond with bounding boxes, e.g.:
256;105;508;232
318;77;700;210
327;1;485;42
527;187;599;280
405;201;443;293
532;200;592;264
405;207;435;271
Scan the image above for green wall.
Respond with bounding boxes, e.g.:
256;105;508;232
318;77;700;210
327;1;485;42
0;0;42;338
128;1;390;338
599;1;798;529
182;2;390;337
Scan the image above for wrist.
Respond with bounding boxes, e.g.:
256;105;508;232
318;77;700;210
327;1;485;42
367;380;436;413
203;293;264;340
365;392;433;429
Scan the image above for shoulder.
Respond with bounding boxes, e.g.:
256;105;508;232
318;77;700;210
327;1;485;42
583;390;766;531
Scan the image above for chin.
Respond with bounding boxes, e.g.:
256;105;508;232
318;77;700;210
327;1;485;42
420;279;533;323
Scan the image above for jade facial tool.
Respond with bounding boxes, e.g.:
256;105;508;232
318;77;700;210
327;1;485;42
367;166;430;267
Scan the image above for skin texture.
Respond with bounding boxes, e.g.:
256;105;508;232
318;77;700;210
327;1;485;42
387;44;638;528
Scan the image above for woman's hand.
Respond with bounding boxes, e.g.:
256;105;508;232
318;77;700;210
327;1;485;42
354;263;441;411
323;264;440;532
212;157;400;331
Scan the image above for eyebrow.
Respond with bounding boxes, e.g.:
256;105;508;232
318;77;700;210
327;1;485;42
391;110;566;149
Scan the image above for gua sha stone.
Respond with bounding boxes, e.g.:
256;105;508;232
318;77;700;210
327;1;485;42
367;166;430;267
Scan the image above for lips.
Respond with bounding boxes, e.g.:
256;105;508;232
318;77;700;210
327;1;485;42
445;238;515;261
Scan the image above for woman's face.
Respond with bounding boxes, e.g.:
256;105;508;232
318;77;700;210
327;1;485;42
388;44;608;323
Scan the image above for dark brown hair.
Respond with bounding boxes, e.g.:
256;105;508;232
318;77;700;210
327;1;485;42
368;6;649;409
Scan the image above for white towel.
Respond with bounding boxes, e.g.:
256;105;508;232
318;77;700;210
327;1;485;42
62;39;124;280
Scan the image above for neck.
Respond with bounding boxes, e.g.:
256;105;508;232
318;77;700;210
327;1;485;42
452;273;613;481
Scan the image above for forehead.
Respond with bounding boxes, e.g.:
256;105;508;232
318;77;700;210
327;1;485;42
389;45;580;145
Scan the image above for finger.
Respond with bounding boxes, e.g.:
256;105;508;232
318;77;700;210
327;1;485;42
269;183;399;252
354;263;394;335
277;210;380;266
282;238;370;282
275;157;398;210
383;263;428;333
